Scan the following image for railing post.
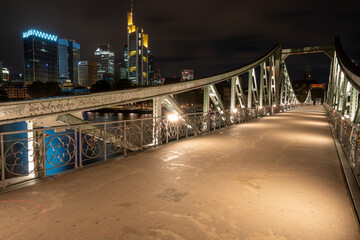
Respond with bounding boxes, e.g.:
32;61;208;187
212;112;216;131
124;122;127;155
1;134;5;189
104;124;107;161
140;119;144;149
79;126;83;168
185;115;188;138
42;130;47;178
176;121;179;141
166;119;169;144
74;127;78;169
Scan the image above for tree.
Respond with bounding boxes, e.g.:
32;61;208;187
28;81;61;99
112;78;133;90
90;80;112;93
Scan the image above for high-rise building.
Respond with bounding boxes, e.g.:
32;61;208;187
123;44;129;78
23;29;58;83
95;44;115;81
181;69;194;81
58;39;80;84
127;0;149;85
148;51;154;85
78;61;98;87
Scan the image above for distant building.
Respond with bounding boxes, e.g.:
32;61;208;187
181;69;194;81
2;67;9;81
6;81;30;100
78;61;98;87
119;62;128;80
293;69;317;100
153;73;164;85
148;51;154;85
122;44;129;80
58;38;80;84
127;2;149;85
95;44;115;81
23;29;58;83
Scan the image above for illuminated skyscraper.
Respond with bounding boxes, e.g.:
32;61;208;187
95;44;115;81
123;44;129;79
23;29;58;83
78;61;98;87
127;0;149;85
59;39;80;84
148;51;154;85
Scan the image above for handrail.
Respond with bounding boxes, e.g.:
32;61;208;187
334;37;360;91
0;44;281;124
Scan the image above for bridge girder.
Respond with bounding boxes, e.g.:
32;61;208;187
282;45;334;61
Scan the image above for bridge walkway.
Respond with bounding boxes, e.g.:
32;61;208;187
0;106;359;239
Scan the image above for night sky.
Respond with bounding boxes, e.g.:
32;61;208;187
1;0;359;82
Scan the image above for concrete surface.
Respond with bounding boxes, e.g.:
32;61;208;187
0;106;359;240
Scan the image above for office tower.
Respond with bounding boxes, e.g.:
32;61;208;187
181;69;194;81
119;62;127;80
23;29;58;83
58;39;80;84
94;44;115;81
148;51;154;85
122;44;129;80
78;61;98;87
127;0;149;85
6;82;29;100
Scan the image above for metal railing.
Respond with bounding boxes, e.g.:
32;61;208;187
324;104;360;183
0;104;301;189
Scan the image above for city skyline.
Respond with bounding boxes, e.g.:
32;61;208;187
0;0;359;82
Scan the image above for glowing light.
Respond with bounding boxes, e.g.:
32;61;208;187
232;108;238;113
128;25;136;33
23;29;57;42
27;121;35;178
127;12;133;26
167;114;179;122
143;34;148;48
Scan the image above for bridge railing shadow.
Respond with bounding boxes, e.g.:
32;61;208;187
0;104;304;189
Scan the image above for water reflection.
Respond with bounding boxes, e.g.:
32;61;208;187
83;111;153;123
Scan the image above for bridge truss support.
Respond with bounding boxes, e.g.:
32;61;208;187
230;76;246;110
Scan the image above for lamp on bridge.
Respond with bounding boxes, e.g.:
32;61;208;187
167;113;179;122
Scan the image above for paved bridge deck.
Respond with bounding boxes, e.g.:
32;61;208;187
0;106;359;240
